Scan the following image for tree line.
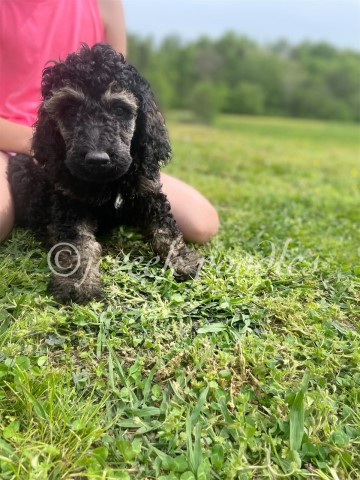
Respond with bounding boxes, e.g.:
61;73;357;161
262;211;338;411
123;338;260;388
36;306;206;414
127;32;360;123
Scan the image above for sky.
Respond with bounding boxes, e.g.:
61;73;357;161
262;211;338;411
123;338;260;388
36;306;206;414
123;0;360;50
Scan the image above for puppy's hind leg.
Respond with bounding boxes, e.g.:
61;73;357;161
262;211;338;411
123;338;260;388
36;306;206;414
7;154;50;229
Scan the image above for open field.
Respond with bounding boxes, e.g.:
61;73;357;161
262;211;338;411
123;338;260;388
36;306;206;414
0;115;359;479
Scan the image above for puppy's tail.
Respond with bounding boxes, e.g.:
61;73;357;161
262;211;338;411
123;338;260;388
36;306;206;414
7;154;50;229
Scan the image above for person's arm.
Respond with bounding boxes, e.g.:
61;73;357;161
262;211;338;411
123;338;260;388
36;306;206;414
97;0;127;55
0;117;33;154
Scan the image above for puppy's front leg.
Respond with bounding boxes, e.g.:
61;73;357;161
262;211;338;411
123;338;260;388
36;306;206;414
47;198;102;303
135;178;204;280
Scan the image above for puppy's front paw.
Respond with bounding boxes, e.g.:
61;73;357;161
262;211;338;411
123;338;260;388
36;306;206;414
48;275;103;304
170;249;204;281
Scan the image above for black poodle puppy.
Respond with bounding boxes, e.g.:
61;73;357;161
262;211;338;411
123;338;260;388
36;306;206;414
8;43;202;303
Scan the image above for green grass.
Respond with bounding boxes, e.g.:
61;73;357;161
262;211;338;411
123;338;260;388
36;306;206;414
0;114;359;479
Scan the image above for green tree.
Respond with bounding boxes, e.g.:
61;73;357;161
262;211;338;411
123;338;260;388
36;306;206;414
226;82;265;115
189;81;223;123
127;33;360;122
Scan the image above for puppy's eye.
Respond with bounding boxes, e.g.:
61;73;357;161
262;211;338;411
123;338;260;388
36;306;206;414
63;103;79;116
111;101;132;117
44;87;85;119
45;97;80;119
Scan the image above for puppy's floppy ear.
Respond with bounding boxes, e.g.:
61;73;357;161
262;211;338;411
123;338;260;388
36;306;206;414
32;102;66;166
31;62;66;165
129;69;171;179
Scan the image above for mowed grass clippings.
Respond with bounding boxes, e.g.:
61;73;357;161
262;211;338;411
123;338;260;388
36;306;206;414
0;114;359;479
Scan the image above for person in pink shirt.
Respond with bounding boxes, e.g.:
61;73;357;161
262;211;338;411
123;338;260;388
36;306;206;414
0;0;219;243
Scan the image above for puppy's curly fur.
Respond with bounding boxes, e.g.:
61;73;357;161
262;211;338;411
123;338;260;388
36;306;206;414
8;43;202;303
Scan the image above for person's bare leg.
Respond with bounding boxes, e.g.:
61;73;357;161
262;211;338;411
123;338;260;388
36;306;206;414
160;172;219;244
0;152;15;242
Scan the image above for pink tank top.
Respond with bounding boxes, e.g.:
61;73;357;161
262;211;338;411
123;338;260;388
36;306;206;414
0;0;105;127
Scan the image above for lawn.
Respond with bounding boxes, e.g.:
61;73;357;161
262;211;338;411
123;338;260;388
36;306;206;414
0;114;359;479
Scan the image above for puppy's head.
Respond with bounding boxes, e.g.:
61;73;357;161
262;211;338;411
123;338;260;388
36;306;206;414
43;83;137;182
33;43;171;184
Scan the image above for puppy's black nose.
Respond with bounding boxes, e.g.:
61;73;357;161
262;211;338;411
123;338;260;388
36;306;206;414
85;151;110;165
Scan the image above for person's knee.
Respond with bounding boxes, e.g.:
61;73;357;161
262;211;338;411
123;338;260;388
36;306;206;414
0;152;15;242
0;211;14;242
185;204;219;244
160;173;220;244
